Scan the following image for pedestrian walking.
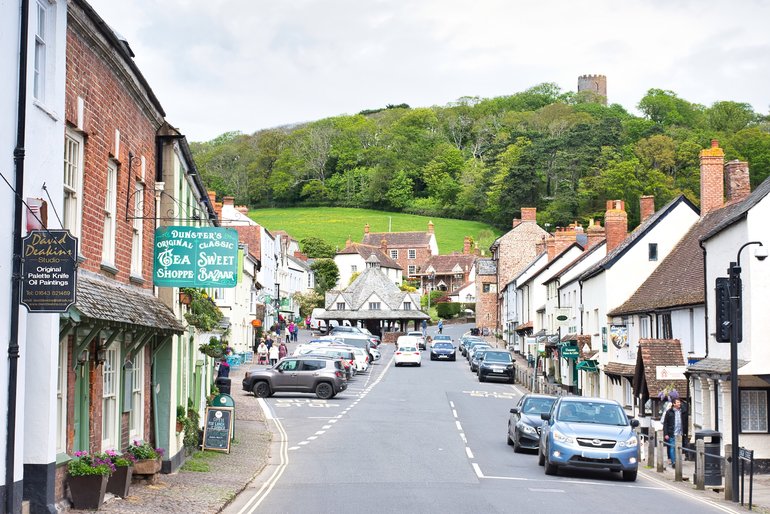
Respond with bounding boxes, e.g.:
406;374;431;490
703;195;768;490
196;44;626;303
292;321;299;342
278;341;288;360
438;319;444;334
421;319;428;337
269;344;279;366
257;340;268;365
663;398;688;466
305;315;311;330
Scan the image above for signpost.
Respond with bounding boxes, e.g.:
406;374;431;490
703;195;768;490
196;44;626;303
20;230;77;313
202;406;234;453
153;226;239;288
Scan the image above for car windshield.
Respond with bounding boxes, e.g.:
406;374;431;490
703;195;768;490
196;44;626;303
398;346;417;352
434;342;453;349
558;402;628;425
484;352;512;363
434;335;451;340
522;397;556;414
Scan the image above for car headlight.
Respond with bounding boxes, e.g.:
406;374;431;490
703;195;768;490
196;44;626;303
517;422;536;434
619;435;638;448
505;365;513;370
552;429;575;445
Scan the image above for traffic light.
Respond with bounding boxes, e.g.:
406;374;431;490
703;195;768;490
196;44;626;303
715;276;743;343
715;277;731;342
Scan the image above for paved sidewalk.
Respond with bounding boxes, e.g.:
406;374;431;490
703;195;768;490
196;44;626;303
69;383;272;513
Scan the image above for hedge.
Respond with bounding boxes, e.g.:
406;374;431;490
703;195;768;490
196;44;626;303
436;302;462;319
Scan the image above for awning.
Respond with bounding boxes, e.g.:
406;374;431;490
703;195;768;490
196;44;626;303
602;362;636;377
515;322;533;332
576;360;598;372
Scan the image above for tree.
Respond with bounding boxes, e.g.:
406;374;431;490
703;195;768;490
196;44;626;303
706;101;756;133
311;259;340;295
637;89;703;127
300;237;336;258
292;290;323;317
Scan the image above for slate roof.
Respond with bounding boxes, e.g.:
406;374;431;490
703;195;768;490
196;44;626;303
476;259;497;275
701;174;770;242
75;272;184;333
580;195;698;282
362;231;432;248
632;339;686;398
687;357;747;375
602;362;636;377
546;241;606;285
323;266;425;320
418;254;476;275
337;243;402;269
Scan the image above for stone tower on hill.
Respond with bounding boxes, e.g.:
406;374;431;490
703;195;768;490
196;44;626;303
577;74;607;104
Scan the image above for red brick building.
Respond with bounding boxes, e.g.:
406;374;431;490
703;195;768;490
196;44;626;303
361;221;439;280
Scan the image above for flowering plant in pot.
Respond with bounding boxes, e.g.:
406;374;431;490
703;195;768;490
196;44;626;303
67;451;113;509
126;440;164;477
105;449;135;498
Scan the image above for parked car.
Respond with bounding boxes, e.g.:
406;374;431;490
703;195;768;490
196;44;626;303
329;325;364;336
477;350;515;383
242;357;347;399
466;342;491;362
469;348;491;372
538;397;640;481
432;334;453;346
406;331;427;350
394;344;422;367
297;346;357;376
430;341;456;361
460;337;485;357
321;333;377;363
507;394;556;452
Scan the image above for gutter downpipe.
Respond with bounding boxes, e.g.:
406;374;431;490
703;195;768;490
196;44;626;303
8;1;30;512
698;238;714;430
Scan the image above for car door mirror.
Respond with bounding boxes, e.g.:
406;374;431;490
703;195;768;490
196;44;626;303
541;412;551;421
510;407;520;414
630;419;640;428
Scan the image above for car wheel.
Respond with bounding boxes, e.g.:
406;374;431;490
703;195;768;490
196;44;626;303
451;355;456;361
252;381;271;398
315;382;334;400
417;362;421;367
622;469;637;482
478;374;485;383
394;362;400;367
544;454;558;476
538;445;545;466
512;437;522;453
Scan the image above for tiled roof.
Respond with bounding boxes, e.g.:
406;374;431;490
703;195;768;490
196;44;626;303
701;175;770;242
580;195;698;282
633;339;686;398
233;225;260;260
337;243;402;269
547;241;606;284
476;259;497;275
362;231;432;247
610;183;770;316
75;272;184;333
325;266;418;312
602;362;636;377
515;321;533;331
418;254;476;275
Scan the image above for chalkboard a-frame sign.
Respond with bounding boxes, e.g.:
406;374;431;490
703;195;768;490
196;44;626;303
202;407;234;453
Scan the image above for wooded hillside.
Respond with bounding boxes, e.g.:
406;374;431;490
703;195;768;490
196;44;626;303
190;84;770;230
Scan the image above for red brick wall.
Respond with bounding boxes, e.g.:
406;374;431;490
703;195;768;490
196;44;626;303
475;274;498;330
390;246;432;278
699;140;725;215
639;196;655;222
604;200;627;253
65;27;162;284
725;160;750;204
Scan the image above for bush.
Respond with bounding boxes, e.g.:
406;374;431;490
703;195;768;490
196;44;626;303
436;302;462;319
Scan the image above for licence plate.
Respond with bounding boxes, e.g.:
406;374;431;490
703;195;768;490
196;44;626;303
438;355;448;359
581;451;610;459
492;366;504;372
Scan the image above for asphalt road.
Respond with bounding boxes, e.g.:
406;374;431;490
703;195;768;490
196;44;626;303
224;323;739;514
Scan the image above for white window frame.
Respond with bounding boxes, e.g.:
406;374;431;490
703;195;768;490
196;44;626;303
129;350;144;439
33;0;48;101
741;389;768;433
351;265;357;273
101;344;120;450
56;338;67;454
337;302;345;310
102;161;118;266
131;181;144;275
63;130;84;238
408;265;416;275
390;249;398;259
692;378;703;428
369;302;381;310
403;302;411;310
408;249;416;259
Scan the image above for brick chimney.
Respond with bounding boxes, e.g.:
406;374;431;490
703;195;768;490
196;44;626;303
554;224;582;255
380;237;388;251
586;219;605;249
427;220;435;234
223;196;235;207
345;237;352;248
699;139;725;215
604;200;627;253
463;236;471;255
364;223;370;235
546;236;557;261
521;207;537;222
512;218;521;228
207;190;217;205
236;206;249;215
639;195;655;223
535;235;547;255
725;160;751;205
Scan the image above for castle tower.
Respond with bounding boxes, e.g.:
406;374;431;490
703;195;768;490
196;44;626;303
577;74;607;105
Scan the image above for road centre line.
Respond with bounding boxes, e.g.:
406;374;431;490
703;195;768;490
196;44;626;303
465;447;474;459
322;425;331;429
460;433;467;444
455;420;462;431
449;401;455;408
472;463;483;478
452;409;458;418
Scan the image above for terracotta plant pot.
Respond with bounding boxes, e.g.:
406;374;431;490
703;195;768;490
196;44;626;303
106;465;132;498
179;292;192;305
176;420;184;433
68;474;108;510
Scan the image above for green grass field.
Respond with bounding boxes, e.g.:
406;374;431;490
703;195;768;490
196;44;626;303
247;207;501;254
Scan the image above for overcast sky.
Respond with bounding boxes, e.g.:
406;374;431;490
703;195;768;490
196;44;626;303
87;0;770;143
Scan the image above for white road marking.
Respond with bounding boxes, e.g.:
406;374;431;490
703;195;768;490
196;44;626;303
455;421;462;431
472;463;483;478
307;436;317;440
314;430;325;435
322;425;332;429
288;447;299;451
452;409;458;418
298;441;309;445
460;433;467;444
465;447;474;459
449;401;455;408
328;419;337;423
528;488;565;493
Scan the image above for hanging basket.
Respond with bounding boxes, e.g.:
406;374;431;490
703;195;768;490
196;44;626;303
179;291;192;305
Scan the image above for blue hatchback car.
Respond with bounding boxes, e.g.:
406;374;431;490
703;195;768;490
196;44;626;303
538;397;640;481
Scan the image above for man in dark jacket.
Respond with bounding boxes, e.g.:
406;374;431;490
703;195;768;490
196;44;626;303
663;398;688;466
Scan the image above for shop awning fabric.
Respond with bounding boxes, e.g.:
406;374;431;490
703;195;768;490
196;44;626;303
576;360;598;372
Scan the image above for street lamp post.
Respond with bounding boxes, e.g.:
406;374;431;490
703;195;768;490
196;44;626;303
427;272;435;313
726;241;766;500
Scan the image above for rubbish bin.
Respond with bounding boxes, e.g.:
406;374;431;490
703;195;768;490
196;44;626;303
694;430;722;486
215;377;231;395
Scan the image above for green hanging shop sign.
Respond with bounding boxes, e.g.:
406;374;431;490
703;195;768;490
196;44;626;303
153;226;239;288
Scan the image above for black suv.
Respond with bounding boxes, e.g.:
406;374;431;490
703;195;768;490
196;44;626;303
242;357;347;399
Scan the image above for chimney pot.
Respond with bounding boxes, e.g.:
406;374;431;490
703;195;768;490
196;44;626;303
699;140;726;215
604;200;628;253
364;223;370;234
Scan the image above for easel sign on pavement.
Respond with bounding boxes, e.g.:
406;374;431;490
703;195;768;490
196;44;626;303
203;405;234;453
